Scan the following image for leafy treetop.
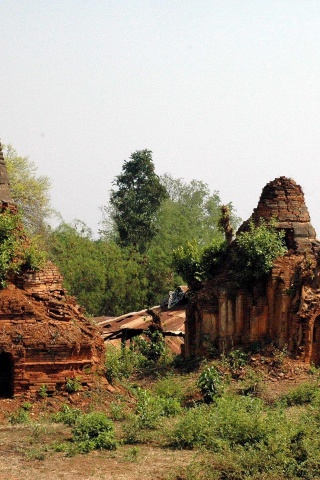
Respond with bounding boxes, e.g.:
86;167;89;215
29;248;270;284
110;150;168;252
4;144;54;236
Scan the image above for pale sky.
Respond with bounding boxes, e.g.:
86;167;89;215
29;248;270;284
2;1;320;236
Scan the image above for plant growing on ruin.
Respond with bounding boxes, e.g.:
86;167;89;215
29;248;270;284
38;384;48;398
231;219;287;287
65;377;82;393
0;209;47;287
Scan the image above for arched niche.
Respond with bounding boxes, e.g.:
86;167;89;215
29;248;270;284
0;351;14;398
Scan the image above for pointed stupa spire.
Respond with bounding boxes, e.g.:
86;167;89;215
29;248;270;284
251;176;316;252
0;142;15;206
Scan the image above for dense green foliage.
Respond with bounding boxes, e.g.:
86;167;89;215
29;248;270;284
4;142;237;316
172;238;226;287
109;149;168;252
154;175;231;251
0;210;46;287
197;365;223;402
4;144;54;235
50;172;231;315
231;219;288;286
54;410;117;454
173;219;287;289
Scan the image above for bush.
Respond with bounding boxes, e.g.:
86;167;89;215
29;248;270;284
38;384;48;398
154;375;184;402
135;389;163;429
9;408;29;425
65;377;82;393
109;400;128;421
197;365;223;402
172;241;204;287
170;395;268;450
132;329;167;362
279;382;318;406
71;412;117;452
51;405;82;426
172;239;226;288
105;344;146;382
231;219;287;287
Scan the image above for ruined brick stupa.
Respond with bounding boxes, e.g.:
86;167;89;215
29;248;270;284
0;143;104;397
185;177;320;365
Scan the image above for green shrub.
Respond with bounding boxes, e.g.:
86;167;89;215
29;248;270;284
154;374;184;402
51;405;82;426
109;400;127;421
227;349;248;370
105;344;146;382
38;384;48;398
172;239;226;287
9;408;29;425
0;210;47;287
169;404;217;449
72;412;117;452
135;389;163;429
159;397;182;417
65;377;82;393
170;395;268;450
122;414;145;444
231;219;287;287
197;365;223;402
280;382;318;406
132;329;167;362
21;401;33;411
172;240;204;287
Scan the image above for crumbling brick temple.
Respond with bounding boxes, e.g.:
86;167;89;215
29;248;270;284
185;177;320;365
0;143;104;397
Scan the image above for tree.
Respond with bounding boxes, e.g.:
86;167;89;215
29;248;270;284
149;175;240;265
4;145;54;235
109;150;168;252
48;220;108;316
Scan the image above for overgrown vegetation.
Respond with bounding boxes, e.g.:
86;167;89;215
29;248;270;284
5;347;320;479
0;210;46;287
231;219;288;286
173;218;287;289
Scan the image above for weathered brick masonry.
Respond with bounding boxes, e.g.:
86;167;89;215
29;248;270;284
0;142;104;397
185;177;320;365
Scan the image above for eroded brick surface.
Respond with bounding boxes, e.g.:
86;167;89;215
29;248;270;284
185;177;320;364
0;143;105;397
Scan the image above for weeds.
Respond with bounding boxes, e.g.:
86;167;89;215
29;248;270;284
197;365;223;403
55;411;117;454
279;382;319;406
65;377;82;393
51;404;82;426
9;407;30;425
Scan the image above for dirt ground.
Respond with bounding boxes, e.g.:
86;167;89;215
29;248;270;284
0;440;195;480
0;356;315;480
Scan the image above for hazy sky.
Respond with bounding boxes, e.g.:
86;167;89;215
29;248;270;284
2;1;320;236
